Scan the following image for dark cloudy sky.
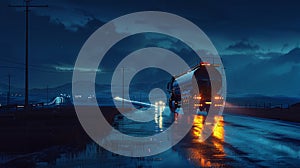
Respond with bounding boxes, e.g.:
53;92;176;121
1;0;300;97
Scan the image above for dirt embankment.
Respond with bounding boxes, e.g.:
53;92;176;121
0;106;132;153
224;103;300;123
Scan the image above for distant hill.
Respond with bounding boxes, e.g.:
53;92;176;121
30;81;300;100
227;94;300;108
277;47;300;63
2;81;300;107
0;83;23;93
291;102;300;109
30;79;169;95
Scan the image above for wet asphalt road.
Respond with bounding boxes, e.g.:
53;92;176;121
1;107;300;167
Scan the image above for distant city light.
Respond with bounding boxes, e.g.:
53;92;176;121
88;95;95;99
74;95;82;98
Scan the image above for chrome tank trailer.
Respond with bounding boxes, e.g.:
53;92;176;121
167;62;224;114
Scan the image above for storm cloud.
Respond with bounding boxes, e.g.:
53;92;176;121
1;0;300;98
225;40;261;53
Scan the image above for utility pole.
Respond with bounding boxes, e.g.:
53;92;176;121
46;85;49;105
9;0;47;112
122;67;125;112
7;75;11;106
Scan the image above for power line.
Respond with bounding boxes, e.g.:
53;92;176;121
0;57;58;70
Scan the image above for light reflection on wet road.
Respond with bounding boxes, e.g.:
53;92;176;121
1;107;300;167
53;107;300;167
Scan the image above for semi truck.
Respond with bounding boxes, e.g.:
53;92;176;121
167;62;224;114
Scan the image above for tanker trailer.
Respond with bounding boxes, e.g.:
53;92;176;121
167;62;223;114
